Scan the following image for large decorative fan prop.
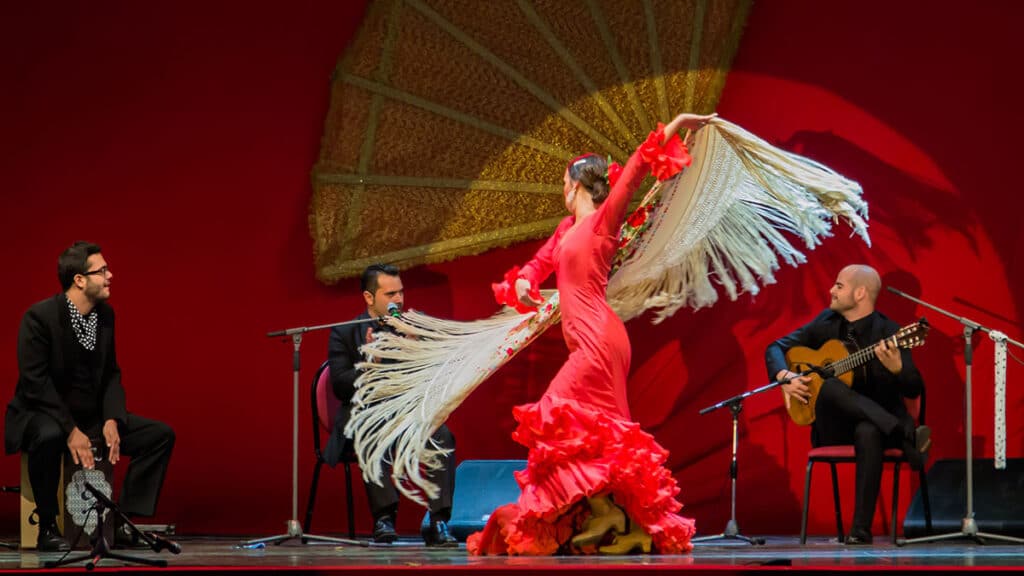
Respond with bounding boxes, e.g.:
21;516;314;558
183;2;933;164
310;0;751;281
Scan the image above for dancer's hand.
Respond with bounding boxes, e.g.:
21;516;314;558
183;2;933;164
103;419;121;465
515;278;543;308
664;113;717;141
68;427;94;470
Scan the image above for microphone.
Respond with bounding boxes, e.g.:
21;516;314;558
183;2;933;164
386;302;402;318
148;532;182;554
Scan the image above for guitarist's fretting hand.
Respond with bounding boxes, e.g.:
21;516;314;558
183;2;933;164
776;370;812;406
874;337;903;374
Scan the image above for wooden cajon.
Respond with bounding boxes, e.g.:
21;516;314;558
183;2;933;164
20;451;115;549
62;453;115;549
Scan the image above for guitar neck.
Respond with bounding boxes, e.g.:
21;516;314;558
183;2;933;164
829;337;887;377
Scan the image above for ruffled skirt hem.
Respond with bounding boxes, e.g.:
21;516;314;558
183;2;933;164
467;395;695;555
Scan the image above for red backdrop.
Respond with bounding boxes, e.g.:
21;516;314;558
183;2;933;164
1;1;1021;538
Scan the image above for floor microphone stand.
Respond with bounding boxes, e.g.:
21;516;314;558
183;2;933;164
45;482;169;569
692;382;784;545
242;315;390;548
887;286;1024;546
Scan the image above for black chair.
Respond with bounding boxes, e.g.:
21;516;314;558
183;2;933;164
302;361;358;539
800;392;933;544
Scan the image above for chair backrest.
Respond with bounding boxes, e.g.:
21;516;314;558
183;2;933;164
313;361;341;433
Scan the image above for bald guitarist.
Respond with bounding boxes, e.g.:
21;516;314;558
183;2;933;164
765;264;930;546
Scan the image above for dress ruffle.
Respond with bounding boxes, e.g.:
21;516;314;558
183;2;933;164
467;395;695;555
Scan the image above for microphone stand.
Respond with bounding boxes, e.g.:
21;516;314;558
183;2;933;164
886;286;1024;546
692;380;800;545
45;481;172;569
241;315;395;548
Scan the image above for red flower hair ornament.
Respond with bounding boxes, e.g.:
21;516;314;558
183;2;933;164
606;160;623;189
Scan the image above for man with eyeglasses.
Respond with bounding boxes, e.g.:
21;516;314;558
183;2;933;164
5;241;175;551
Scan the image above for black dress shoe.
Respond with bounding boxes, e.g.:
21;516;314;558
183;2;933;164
37;523;70;552
114;523;149;549
422;519;458;548
844;529;873;546
373;517;398;544
902;425;931;471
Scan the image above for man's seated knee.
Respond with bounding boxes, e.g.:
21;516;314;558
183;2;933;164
817;377;851;402
852;421;883;447
152;421;176;451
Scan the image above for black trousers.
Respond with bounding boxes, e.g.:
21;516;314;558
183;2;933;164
363;424;455;522
813;378;912;534
21;412;175;520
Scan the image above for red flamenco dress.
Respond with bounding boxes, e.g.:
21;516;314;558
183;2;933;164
468;129;697;556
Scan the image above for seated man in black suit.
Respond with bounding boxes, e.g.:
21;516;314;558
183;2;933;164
765;264;929;545
325;263;457;547
5;241;175;551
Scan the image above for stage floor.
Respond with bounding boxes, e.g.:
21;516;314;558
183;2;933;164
1;535;1023;573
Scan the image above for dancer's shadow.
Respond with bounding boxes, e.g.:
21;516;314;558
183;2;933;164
780;130;977;259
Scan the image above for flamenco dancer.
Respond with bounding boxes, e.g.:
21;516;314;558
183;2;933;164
344;112;868;557
468;113;715;555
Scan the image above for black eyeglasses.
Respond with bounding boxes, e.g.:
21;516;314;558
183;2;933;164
81;266;110;277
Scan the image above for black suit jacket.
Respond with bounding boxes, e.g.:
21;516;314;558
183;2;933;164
5;294;127;454
765;308;923;418
324;311;379;466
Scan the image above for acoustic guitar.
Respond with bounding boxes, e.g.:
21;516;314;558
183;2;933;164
784;319;929;426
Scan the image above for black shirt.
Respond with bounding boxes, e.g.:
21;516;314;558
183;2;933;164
67;346;101;431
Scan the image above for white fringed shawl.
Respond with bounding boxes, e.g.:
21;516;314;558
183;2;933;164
608;119;869;322
345;118;869;504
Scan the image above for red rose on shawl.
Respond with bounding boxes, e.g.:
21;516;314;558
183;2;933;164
491;265;540;313
626;205;649;228
607;161;623;189
638;123;692;181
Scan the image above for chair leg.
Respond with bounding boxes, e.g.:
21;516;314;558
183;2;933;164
829;462;843;542
919;468;933;534
891;462;901;544
303;458;324;536
801;459;814;545
344;462;355;539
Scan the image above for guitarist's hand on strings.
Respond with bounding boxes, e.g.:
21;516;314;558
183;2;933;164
875;337;903;374
776;370;811;405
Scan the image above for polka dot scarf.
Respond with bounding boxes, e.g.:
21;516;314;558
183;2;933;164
65;295;98;351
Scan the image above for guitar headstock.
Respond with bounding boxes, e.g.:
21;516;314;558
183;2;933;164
894;318;930;349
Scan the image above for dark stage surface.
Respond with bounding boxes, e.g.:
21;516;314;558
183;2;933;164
1;535;1022;574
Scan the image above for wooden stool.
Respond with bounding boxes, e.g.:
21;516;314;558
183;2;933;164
19;453;63;550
